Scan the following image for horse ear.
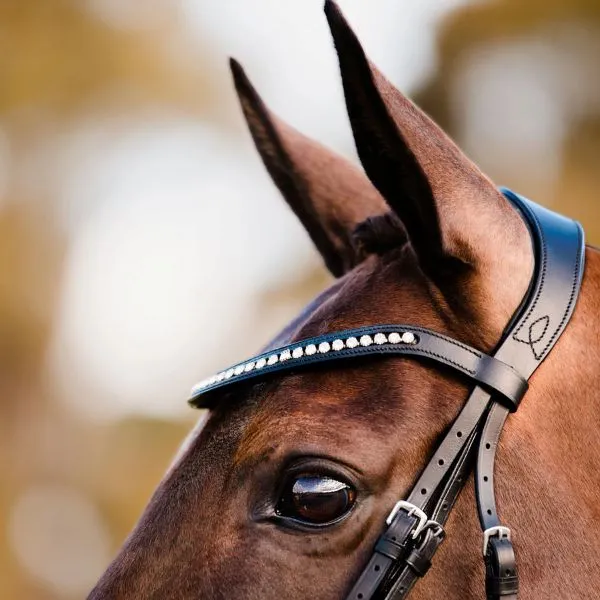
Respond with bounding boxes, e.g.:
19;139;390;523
324;1;532;310
230;58;388;277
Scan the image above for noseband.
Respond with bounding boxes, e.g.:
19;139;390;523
189;189;585;600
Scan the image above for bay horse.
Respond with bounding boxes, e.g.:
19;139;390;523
89;3;600;599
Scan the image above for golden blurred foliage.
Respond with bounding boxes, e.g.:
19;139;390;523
0;0;215;115
419;0;600;241
0;2;210;597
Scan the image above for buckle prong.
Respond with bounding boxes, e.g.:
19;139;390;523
482;525;511;556
386;500;428;539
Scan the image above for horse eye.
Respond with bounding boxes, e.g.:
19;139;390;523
276;474;356;526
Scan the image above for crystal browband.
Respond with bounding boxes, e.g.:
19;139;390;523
189;325;528;409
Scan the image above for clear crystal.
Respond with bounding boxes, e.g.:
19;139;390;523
292;347;304;359
318;341;331;353
267;354;279;366
388;332;401;344
402;332;416;344
332;339;345;351
279;350;292;361
217;373;225;382
244;362;255;372
346;337;359;349
374;333;388;345
234;365;245;376
305;344;317;356
225;368;235;379
360;335;373;347
255;358;267;369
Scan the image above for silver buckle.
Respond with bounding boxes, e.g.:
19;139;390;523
386;500;428;539
482;525;511;556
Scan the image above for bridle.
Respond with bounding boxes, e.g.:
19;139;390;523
188;189;585;600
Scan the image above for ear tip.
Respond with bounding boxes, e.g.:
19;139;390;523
323;0;336;15
228;57;273;128
229;57;255;99
229;57;245;82
324;0;362;56
324;0;343;27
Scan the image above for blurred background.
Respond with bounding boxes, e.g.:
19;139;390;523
1;0;598;597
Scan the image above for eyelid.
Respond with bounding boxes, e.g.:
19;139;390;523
278;456;366;494
292;476;349;495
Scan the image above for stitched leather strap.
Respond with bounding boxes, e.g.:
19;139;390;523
476;191;586;531
189;326;527;409
474;192;585;600
341;380;497;600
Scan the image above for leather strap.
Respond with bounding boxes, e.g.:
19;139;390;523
346;510;420;599
474;192;585;600
476;191;585;531
384;526;445;600
189;325;528;409
380;430;479;600
485;536;518;599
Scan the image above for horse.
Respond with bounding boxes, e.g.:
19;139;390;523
89;3;600;599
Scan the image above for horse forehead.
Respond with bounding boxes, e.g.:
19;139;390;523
166;411;211;477
265;253;431;352
231;394;396;483
231;362;440;472
180;254;444;478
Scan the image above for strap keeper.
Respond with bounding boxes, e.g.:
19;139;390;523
405;521;444;576
375;506;422;561
484;533;519;599
404;546;432;577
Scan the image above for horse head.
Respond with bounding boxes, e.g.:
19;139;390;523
90;3;600;599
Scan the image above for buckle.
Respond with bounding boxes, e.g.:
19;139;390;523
422;519;445;541
386;501;428;539
482;525;511;556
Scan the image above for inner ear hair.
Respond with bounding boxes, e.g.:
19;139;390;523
352;212;408;258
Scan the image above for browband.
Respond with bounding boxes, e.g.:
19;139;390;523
188;190;586;600
189;325;528;410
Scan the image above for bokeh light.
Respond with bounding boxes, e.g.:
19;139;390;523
8;484;111;598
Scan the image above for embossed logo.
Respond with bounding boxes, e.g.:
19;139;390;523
512;315;550;360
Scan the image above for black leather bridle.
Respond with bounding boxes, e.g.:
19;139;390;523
189;189;585;600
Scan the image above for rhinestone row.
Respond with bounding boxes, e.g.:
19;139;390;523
192;331;418;393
